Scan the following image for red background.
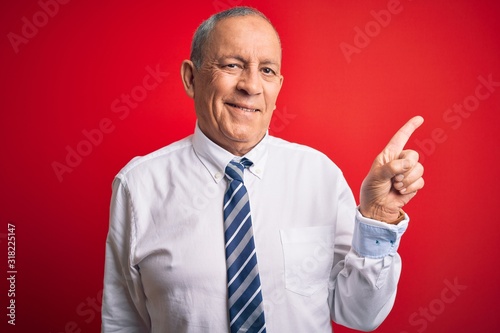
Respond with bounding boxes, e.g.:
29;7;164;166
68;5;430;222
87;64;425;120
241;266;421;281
1;0;499;332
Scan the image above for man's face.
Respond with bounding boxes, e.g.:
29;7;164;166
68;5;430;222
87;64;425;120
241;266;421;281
191;15;283;155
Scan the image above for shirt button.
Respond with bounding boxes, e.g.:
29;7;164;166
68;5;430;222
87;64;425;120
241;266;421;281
214;172;222;180
255;168;262;174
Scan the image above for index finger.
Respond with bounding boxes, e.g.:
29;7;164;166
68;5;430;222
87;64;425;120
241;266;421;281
384;116;424;153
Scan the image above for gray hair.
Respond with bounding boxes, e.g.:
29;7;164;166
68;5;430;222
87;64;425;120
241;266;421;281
190;6;280;68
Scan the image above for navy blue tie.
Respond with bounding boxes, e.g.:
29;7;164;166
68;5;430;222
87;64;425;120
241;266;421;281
223;158;266;333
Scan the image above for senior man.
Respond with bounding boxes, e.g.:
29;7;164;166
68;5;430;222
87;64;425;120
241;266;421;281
102;6;424;333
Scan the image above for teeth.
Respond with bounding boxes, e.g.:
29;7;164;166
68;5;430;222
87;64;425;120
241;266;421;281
229;104;257;112
240;107;256;112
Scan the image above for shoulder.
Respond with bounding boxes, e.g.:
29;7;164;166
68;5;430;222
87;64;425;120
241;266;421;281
116;135;193;180
267;135;336;162
266;135;342;173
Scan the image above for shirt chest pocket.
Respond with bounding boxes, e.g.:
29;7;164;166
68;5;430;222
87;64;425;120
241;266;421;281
280;226;335;297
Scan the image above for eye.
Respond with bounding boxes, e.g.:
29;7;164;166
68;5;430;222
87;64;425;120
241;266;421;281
224;63;240;69
261;67;276;75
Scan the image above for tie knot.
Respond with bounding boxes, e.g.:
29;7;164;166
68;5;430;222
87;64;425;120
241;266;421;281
225;157;253;183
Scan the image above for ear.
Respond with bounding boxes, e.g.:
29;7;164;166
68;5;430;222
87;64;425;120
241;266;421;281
181;60;196;98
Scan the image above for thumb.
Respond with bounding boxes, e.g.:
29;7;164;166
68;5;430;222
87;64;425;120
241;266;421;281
377;158;414;180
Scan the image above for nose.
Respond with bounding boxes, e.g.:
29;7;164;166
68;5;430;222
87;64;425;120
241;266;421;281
236;67;263;95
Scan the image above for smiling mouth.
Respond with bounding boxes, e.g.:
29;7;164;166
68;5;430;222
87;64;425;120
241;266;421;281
226;103;259;113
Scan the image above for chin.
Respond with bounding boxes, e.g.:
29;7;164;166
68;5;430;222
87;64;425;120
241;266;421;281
224;133;253;144
222;130;258;146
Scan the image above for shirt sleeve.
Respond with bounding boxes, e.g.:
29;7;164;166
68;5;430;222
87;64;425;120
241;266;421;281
102;177;151;333
328;176;409;331
352;210;409;259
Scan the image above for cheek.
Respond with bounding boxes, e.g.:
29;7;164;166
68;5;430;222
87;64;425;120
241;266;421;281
266;79;282;99
193;82;218;113
265;87;281;110
205;79;232;105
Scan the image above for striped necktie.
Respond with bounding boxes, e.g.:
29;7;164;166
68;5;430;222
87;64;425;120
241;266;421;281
223;157;266;333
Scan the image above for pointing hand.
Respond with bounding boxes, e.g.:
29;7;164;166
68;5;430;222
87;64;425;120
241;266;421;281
359;116;425;223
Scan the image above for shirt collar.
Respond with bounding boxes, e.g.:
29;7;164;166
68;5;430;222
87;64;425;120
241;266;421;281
192;123;268;183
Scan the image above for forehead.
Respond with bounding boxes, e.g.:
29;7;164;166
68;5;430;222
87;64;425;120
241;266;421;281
208;15;282;62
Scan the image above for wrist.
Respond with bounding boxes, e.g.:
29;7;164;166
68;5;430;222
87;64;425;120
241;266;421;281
359;206;405;224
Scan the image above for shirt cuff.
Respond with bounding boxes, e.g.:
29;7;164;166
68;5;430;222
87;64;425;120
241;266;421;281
351;208;409;259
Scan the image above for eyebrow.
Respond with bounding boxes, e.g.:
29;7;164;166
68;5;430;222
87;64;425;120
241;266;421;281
219;55;246;63
219;55;280;68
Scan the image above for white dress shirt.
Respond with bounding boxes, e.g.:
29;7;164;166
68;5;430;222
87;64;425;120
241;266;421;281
102;124;409;333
